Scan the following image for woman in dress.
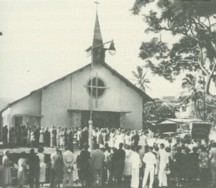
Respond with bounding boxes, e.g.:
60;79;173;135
39;128;44;146
125;132;131;146
56;127;61;148
30;129;35;147
109;129;115;148
27;128;31;146
123;145;132;185
109;147;117;183
1;150;12;188
114;131;121;149
17;152;27;188
60;129;65;148
37;147;46;188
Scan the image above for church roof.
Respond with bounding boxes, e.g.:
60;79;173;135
0;11;153;114
0;62;152;113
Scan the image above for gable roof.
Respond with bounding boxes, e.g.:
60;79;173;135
102;62;152;101
0;62;152;113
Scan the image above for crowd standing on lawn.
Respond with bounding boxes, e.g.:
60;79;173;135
1;126;216;188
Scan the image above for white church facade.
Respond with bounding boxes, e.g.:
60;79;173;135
0;13;152;131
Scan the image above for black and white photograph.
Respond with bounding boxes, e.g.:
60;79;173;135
0;0;216;188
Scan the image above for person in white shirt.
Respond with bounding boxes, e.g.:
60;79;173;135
139;132;146;148
130;147;142;188
63;147;76;188
158;143;169;187
142;146;157;188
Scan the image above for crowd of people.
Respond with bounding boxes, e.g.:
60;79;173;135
2;125;76;148
1;126;216;188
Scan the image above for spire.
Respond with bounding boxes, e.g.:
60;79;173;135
92;12;105;64
93;13;103;47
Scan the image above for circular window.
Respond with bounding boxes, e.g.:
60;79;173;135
87;77;106;98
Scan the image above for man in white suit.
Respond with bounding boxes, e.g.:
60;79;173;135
142;146;157;188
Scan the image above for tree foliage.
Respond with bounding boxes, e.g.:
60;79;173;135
179;74;205;119
132;0;216;95
180;73;216;125
132;66;150;92
143;100;176;130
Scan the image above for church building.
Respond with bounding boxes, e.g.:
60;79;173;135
0;13;152;132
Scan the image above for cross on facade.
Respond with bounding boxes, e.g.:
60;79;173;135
86;74;108;107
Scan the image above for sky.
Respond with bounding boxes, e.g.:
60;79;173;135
0;0;183;101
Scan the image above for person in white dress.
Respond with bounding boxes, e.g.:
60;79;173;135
60;129;65;148
115;131;122;149
37;147;46;187
39;128;44;146
158;143;170;187
27;129;31;145
104;144;111;183
125;132;131;146
17;152;27;188
109;131;115;148
30;130;35;147
56;127;61;148
96;129;103;146
130;147;142;188
2;150;12;188
123;145;132;184
139;133;147;149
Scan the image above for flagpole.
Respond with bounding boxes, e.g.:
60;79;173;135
88;49;94;152
88;3;116;151
88;42;115;151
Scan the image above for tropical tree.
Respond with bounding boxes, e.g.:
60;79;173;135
131;0;216;96
132;66;150;92
180;74;205;118
179;73;216;126
182;74;197;92
143;100;176;131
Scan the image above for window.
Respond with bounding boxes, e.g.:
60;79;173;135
87;77;106;98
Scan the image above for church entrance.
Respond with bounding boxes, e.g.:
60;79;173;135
81;111;120;128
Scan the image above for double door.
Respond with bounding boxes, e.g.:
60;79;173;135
81;111;120;128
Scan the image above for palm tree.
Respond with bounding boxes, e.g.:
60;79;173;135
180;74;204;118
182;74;196;92
132;66;150;92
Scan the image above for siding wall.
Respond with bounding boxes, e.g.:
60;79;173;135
2;63;145;130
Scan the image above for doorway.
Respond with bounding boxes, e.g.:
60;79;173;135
81;111;120;128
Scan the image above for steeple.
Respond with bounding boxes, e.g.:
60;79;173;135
93;13;103;48
92;12;105;64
